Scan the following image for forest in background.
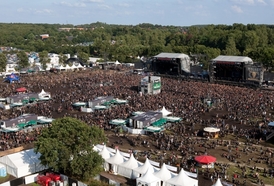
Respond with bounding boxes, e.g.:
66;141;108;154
1;22;274;69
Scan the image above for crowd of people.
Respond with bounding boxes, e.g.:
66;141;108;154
0;68;274;185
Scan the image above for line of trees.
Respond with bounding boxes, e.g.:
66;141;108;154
0;22;274;68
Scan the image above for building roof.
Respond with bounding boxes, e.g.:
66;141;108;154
212;55;253;64
141;76;161;82
154;53;189;59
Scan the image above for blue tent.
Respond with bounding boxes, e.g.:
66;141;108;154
5;73;20;83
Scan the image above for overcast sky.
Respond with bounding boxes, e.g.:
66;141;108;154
1;0;273;26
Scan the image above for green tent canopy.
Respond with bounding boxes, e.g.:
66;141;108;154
109;119;127;125
164;116;182;122
27;120;37;126
152;118;167;127
113;99;128;104
72;102;87;107
144;126;164;133
94;105;108;110
132;111;145;116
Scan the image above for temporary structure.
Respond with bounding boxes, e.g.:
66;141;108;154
114;60;121;65
160;106;172;117
38;89;51;100
0;163;7;177
212;178;223;186
105;149;125;174
118;154;141;179
16;87;27;93
166;168;198;186
195;155;216;164
136;168;161;186
0;149;47;178
99;145;112;171
134;158;158;176
154;163;176;185
204;127;220;138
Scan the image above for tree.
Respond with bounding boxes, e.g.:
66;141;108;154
39;51;50;70
34;117;106;181
77;51;89;64
0;53;7;72
58;53;68;66
17;51;29;69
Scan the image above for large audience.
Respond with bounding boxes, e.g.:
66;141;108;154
1;69;274;185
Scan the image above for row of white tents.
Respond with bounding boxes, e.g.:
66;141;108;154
54;63;85;71
94;145;199;186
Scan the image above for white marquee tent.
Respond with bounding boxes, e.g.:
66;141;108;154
166;168;198;186
134;158;158;176
118;154;141;179
105;149;126;174
0;149;47;178
160;106;172;117
71;64;78;70
212;178;223;186
115;60;121;65
136;167;161;186
38;89;51;100
98;145;112;171
154;163;176;186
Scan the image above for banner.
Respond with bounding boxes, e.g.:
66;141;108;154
153;82;161;90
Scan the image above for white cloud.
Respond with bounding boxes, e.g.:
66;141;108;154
83;0;104;3
35;9;53;14
257;0;267;5
97;4;112;10
118;3;130;7
231;5;243;13
56;1;86;7
74;3;86;7
231;0;254;5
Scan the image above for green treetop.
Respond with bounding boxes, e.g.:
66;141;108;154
34;117;107;181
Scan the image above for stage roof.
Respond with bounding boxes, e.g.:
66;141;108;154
212;55;253;64
154;53;189;59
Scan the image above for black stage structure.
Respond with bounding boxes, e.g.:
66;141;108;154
151;53;191;75
210;55;264;86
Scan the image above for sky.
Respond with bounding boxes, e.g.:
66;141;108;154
1;0;274;26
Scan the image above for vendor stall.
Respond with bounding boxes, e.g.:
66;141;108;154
204;127;220;138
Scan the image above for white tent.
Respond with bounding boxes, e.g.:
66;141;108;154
136;168;161;186
55;65;66;71
118;154;141;179
134;158;158;176
114;60;121;65
0;149;47;178
212;178;223;186
77;63;85;69
166;168;198;186
154;163;176;185
105;149;126;174
38;89;51;100
65;64;72;70
71;64;78;70
99;145;112;171
160;107;172;117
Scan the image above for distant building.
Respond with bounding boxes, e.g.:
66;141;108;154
40;34;49;40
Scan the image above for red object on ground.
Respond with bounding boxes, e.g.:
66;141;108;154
16;87;27;92
195;155;216;164
37;175;52;186
46;173;61;182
